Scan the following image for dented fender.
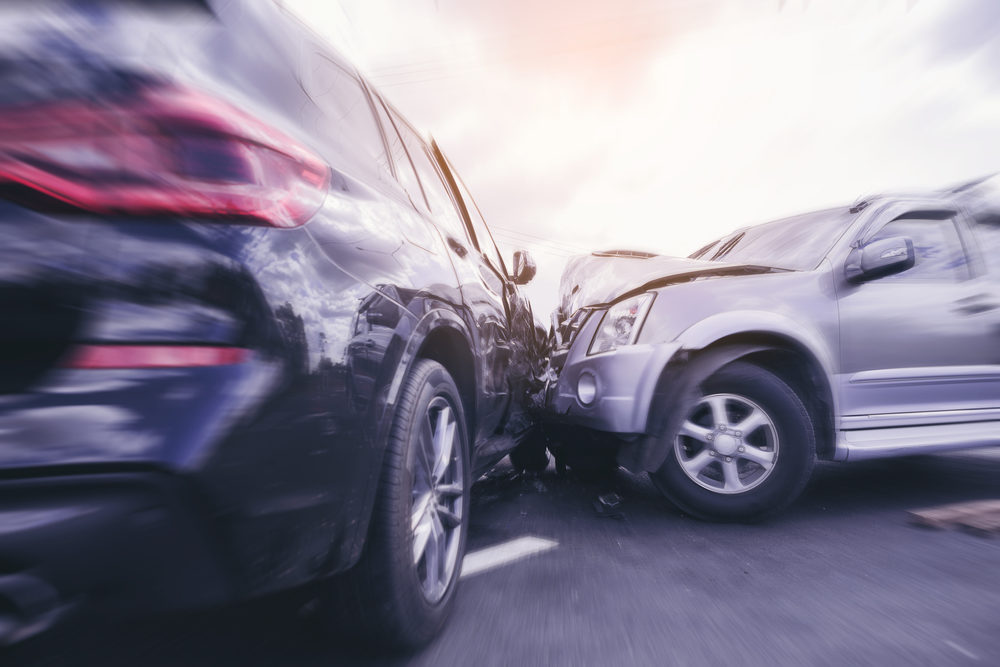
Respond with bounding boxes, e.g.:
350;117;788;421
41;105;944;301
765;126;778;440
673;310;837;382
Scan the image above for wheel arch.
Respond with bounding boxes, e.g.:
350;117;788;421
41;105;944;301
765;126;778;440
626;329;837;473
703;333;836;461
339;306;478;573
385;306;479;453
413;323;477;445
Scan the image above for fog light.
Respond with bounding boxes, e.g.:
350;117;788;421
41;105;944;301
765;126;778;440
577;372;597;405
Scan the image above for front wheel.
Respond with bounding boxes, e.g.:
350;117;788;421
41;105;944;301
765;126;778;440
327;359;470;649
652;361;815;522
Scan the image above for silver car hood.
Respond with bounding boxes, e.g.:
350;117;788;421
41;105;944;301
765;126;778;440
557;252;777;318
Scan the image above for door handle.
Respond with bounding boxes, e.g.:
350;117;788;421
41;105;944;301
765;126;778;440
954;294;1000;315
447;237;467;257
955;303;999;315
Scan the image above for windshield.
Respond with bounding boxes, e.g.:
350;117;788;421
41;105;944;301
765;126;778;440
689;207;857;270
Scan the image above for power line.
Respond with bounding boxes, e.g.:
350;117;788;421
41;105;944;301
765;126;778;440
491;230;573;253
491;227;584;252
490;224;593;254
490;231;583;258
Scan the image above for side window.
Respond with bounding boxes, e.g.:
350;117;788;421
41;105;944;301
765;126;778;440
302;50;390;176
867;217;970;282
450;163;507;275
391;112;470;243
370;94;427;211
971;212;1000;277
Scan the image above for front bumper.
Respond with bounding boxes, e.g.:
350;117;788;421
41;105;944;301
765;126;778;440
547;313;681;433
0;471;231;644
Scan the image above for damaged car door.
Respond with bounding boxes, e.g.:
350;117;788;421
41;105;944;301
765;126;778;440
432;143;542;461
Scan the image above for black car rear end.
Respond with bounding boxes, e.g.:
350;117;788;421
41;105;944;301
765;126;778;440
0;0;411;643
0;0;543;648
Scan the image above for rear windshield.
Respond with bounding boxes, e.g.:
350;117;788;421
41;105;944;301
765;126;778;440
689;208;856;271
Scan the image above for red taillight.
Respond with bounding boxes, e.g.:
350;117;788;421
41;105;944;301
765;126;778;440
0;85;330;228
61;345;250;369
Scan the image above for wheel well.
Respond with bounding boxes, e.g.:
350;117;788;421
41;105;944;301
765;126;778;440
696;334;836;460
417;327;476;438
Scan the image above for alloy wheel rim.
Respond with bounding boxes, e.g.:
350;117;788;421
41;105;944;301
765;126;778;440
673;393;780;495
410;395;464;603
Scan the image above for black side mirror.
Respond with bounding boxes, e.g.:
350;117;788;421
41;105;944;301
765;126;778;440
846;236;915;283
511;250;537;285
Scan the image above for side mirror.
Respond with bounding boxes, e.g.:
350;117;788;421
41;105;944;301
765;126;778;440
511;250;537;285
846;236;915;283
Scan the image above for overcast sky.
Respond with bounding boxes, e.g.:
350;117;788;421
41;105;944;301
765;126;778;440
285;0;1000;317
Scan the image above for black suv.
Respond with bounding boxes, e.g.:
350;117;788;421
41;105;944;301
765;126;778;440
0;0;539;648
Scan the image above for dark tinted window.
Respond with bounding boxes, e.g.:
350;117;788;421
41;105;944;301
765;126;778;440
868;217;970;282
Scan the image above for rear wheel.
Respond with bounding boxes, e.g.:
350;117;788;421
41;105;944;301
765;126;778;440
328;359;469;649
652;361;815;522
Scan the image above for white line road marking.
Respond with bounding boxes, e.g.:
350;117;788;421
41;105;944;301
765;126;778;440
460;536;558;579
944;640;979;661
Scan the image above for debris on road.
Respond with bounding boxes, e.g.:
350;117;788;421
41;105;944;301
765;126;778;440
909;499;1000;536
593;492;625;519
528;477;549;494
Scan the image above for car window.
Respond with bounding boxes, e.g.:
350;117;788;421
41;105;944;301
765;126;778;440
390;111;470;243
448;160;506;275
370;93;428;212
691;208;855;270
301;51;391;177
970;211;1000;277
867;217;970;282
688;239;720;260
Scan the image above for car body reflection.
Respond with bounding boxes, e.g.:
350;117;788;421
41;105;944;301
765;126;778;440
0;0;541;650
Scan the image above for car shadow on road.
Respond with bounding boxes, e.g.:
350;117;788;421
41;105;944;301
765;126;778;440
607;447;1000;535
4;591;417;667
470;444;1000;533
794;449;1000;518
7;449;998;666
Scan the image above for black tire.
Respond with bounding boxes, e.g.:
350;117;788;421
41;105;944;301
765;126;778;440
652;361;815;522
327;359;470;650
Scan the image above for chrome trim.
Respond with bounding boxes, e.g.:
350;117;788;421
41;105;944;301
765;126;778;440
841;407;1000;430
834;420;1000;461
848;365;1000;385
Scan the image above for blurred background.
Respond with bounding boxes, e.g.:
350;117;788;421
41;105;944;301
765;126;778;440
288;0;1000;317
4;2;1000;665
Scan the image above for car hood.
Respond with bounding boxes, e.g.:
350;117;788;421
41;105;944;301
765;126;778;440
557;252;779;318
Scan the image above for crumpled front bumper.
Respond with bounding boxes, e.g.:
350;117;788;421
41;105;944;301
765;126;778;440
546;313;681;434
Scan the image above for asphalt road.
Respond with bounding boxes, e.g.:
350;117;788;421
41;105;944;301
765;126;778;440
7;448;1000;666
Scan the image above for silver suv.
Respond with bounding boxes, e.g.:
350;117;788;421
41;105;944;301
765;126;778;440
541;179;1000;521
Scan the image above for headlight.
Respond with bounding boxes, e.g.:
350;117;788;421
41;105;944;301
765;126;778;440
588;293;654;355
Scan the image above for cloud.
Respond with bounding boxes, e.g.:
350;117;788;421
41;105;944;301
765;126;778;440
288;0;1000;316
